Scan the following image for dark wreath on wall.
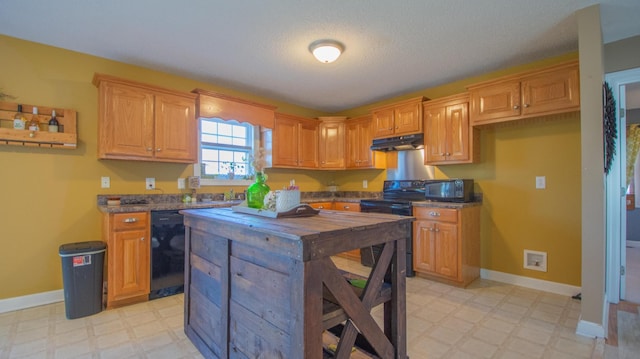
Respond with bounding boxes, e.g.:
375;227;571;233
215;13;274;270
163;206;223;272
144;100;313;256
603;82;617;174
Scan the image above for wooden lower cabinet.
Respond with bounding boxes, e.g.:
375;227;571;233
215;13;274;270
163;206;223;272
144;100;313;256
308;202;333;210
308;201;362;261
413;205;480;287
103;211;150;308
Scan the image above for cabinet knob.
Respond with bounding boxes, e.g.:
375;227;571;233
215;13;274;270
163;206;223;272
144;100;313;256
146;147;152;151
523;104;530;108
123;218;138;223
343;206;350;210
429;211;440;217
141;237;145;241
318;205;324;209
156;148;161;152
321;161;325;164
513;105;520;110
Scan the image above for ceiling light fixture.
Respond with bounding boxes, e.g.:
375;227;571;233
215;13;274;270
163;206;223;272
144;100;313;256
309;39;344;63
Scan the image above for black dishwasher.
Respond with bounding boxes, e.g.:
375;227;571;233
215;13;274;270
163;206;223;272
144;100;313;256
150;210;185;299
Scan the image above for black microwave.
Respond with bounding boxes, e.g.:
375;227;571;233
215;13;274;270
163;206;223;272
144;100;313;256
424;179;474;202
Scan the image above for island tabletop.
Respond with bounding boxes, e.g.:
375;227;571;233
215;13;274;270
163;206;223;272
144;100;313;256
181;207;413;359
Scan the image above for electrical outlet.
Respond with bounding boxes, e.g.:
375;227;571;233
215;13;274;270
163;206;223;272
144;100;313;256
146;177;155;190
101;176;110;189
535;176;546;189
362;180;368;189
177;178;186;189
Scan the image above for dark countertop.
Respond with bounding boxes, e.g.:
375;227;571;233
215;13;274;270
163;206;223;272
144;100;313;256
98;200;242;213
411;200;482;209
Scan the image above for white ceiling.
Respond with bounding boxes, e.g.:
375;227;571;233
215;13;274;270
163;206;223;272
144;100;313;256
0;0;639;112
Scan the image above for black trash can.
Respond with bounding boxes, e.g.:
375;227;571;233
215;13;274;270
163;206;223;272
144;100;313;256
59;241;106;319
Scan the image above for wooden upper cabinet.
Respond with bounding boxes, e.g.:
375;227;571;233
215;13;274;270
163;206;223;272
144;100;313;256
346;115;373;168
93;74;197;163
423;93;477;165
318;118;345;169
468;60;580;126
154;93;197;162
272;113;318;168
372;96;425;139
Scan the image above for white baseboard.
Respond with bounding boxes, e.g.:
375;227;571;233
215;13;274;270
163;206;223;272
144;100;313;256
480;268;581;297
0;290;64;314
576;318;606;338
626;240;640;248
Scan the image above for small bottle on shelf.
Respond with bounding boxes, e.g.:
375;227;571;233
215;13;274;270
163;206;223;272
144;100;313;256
28;107;40;132
13;104;26;130
48;110;59;133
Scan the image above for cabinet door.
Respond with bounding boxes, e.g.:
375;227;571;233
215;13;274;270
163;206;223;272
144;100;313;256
394;101;422;135
446;102;470;162
319;120;345;168
99;82;154;159
357;117;375;167
424;105;447;163
470;80;521;125
154;93;196;163
110;229;150;301
298;119;318;168
345;120;360;168
413;220;436;273
272;116;300;167
346;116;374;168
434;222;458;279
521;66;580;117
372;108;395;138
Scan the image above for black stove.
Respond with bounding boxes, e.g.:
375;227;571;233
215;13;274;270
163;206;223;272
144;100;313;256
359;180;429;277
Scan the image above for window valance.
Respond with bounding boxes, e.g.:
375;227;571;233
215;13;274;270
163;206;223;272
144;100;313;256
192;88;276;129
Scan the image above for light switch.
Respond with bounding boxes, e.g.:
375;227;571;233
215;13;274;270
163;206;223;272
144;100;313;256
535;176;546;189
363;180;368;189
178;178;186;189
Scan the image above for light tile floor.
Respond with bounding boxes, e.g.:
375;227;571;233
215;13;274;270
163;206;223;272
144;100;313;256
0;257;636;358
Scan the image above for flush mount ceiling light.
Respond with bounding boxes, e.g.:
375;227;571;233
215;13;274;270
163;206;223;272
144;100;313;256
309;39;344;63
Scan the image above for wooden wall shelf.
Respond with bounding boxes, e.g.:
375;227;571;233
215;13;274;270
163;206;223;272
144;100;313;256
0;100;77;149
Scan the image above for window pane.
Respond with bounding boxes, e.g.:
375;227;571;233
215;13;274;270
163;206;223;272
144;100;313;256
201;121;217;134
218;135;233;145
218;123;233;136
234;126;247;139
201;134;217;143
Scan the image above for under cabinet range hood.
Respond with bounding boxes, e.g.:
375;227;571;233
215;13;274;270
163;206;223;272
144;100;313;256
370;133;424;152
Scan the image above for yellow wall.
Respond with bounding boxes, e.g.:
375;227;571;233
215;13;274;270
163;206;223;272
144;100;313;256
0;34;582;300
441;114;581;285
0;35;384;299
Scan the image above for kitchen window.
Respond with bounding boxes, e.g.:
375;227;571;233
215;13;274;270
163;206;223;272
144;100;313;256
195;117;257;185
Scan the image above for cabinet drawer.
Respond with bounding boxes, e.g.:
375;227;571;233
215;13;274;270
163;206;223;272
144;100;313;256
413;207;458;223
112;212;148;231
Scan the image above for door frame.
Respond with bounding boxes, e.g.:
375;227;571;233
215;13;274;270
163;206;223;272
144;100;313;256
605;67;640;304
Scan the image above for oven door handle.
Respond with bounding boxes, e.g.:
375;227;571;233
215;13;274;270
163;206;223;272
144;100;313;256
390;204;410;210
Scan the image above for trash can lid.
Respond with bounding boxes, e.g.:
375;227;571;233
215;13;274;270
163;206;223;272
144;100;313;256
59;241;106;256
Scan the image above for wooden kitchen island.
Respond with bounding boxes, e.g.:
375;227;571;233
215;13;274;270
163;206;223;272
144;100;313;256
181;207;412;359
